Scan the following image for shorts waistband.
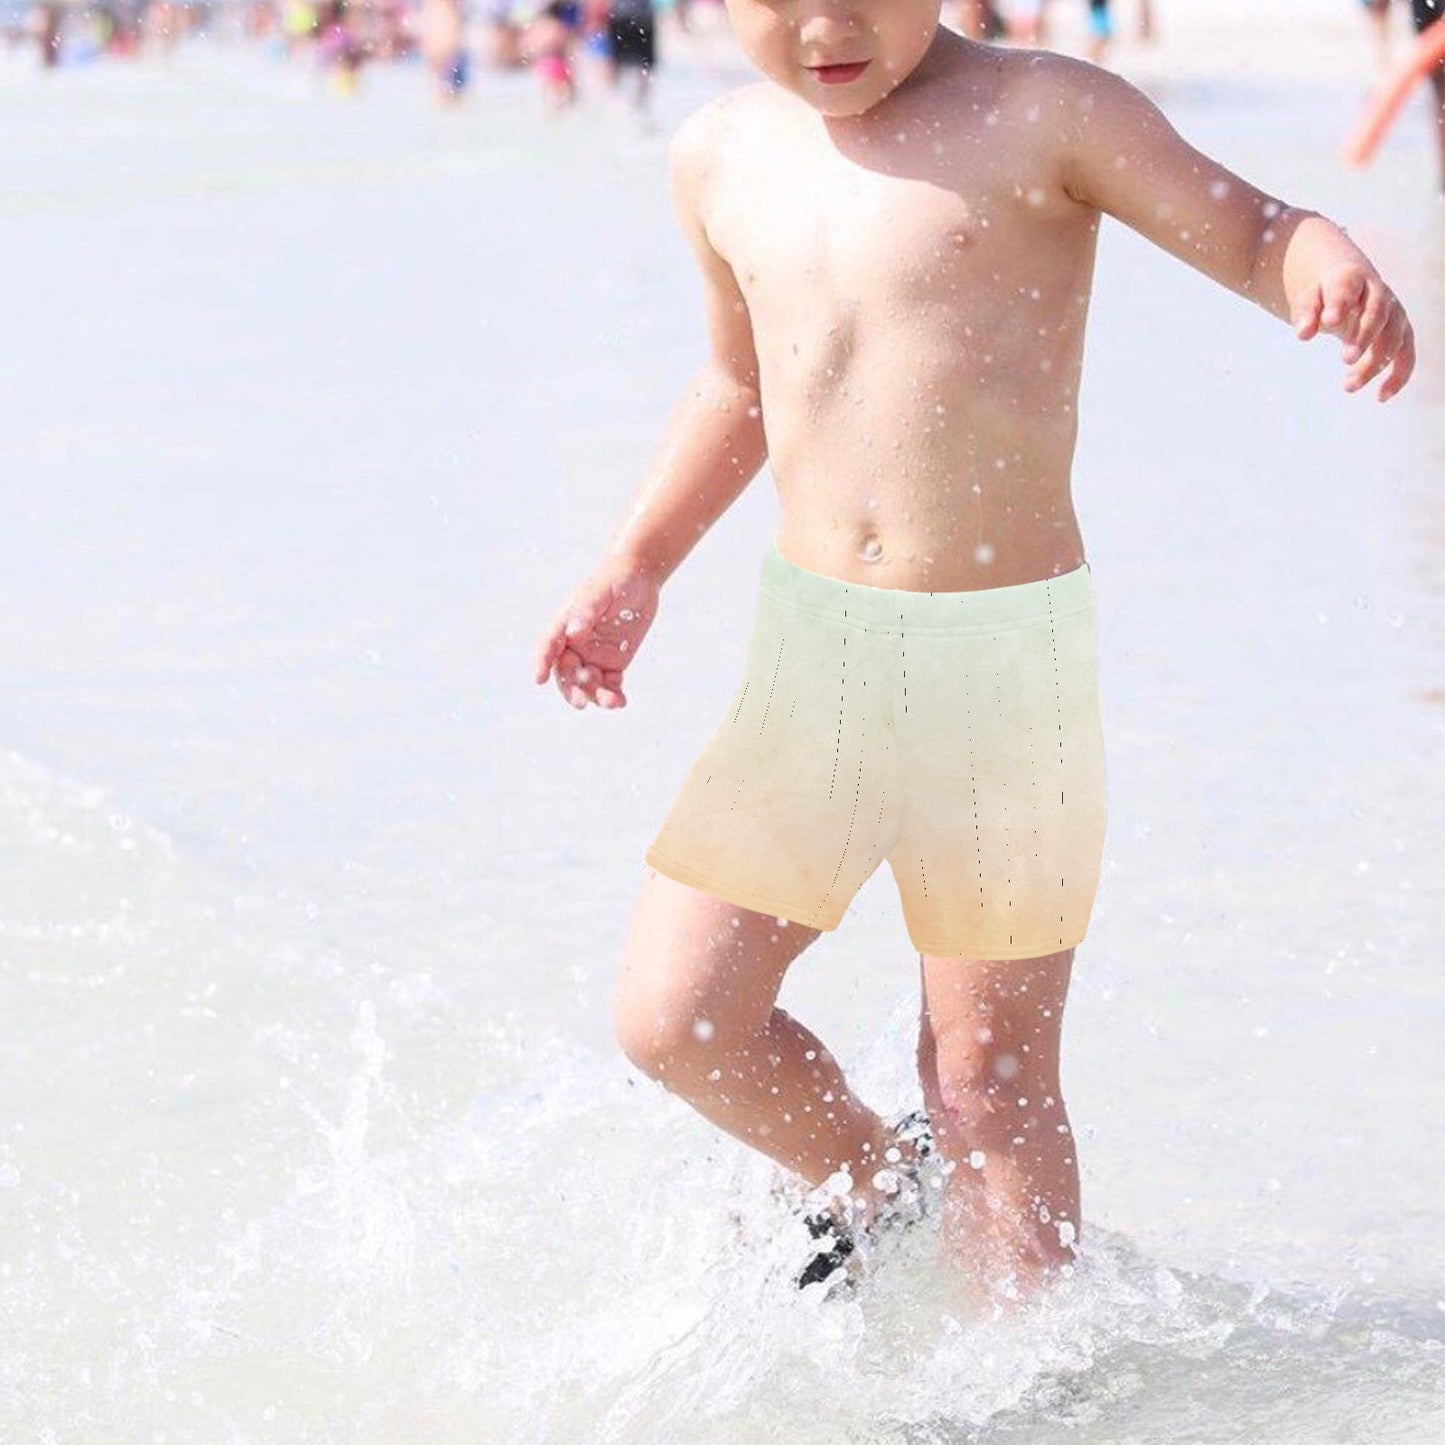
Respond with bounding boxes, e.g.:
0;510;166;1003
759;539;1093;634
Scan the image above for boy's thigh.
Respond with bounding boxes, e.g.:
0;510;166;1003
613;867;823;1056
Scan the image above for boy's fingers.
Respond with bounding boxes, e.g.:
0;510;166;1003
555;651;626;709
534;624;569;685
1320;268;1366;332
554;649;590;707
1344;312;1403;392
535;598;596;685
1343;290;1392;364
1293;283;1323;339
1377;329;1415;402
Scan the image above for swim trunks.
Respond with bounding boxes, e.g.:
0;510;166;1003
645;540;1108;958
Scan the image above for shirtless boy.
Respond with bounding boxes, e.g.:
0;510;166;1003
532;2;1416;1307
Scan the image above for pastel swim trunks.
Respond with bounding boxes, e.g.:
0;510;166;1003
645;540;1108;958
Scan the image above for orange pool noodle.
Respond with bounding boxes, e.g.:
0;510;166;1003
1345;19;1445;167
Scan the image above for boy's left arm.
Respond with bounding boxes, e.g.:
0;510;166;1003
1054;60;1416;402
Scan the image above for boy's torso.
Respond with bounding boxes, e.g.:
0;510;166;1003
701;40;1104;591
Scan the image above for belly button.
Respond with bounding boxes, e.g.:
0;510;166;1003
860;536;883;562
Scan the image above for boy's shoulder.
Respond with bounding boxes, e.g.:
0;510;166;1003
667;82;775;198
953;42;1112;113
670;81;774;152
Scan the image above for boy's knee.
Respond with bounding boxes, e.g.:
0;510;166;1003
614;997;712;1084
926;1030;1065;1143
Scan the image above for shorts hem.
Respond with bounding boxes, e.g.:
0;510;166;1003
906;933;1088;959
644;847;842;932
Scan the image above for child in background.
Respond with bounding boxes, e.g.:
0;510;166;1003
281;0;318;59
316;0;364;94
484;0;526;67
947;1;1007;40
416;0;470;104
523;1;581;110
603;0;658;122
535;0;1415;1307
1084;0;1110;63
1008;0;1047;45
580;0;615;90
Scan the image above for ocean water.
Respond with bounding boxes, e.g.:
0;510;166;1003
1;18;1442;1444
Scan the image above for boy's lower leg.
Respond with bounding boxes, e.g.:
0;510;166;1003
917;947;1080;1305
931;1093;1080;1304
635;1005;916;1228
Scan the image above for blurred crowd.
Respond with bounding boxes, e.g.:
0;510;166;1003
4;0;1441;180
2;0;711;113
0;0;1151;121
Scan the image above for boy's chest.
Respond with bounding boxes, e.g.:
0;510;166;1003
708;139;1048;328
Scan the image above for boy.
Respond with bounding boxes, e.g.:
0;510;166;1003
532;3;1415;1307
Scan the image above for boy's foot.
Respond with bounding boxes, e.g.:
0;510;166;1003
793;1108;937;1293
794;1201;858;1291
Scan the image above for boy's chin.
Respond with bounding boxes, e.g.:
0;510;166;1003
809;94;883;120
795;82;890;120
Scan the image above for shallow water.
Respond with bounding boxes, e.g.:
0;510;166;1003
0;20;1442;1445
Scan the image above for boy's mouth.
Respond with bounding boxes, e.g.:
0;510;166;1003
807;61;871;86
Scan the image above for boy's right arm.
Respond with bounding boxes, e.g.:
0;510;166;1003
603;104;768;585
533;103;768;710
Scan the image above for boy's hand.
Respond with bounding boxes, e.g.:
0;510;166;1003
1292;261;1416;402
533;557;660;711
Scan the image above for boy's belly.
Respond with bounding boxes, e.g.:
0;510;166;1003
767;398;1087;593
